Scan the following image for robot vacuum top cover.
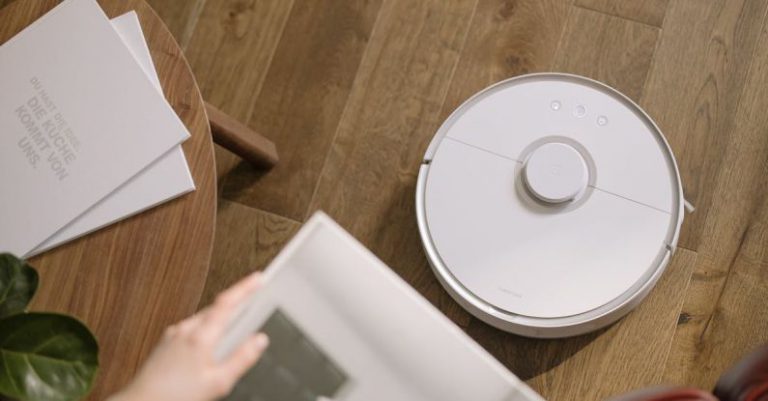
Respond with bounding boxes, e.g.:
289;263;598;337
416;73;684;338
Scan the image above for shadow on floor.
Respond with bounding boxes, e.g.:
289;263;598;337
466;318;607;380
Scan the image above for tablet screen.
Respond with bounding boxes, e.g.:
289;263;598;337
224;309;349;401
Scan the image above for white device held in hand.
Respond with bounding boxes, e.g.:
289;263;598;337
216;212;543;401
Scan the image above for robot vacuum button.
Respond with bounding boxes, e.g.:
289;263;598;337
523;142;588;204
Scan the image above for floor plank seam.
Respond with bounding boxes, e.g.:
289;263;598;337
722;1;768;135
213;0;298;194
178;0;207;51
429;0;479;144
240;0;297;132
552;3;578;65
572;3;666;30
692;223;748;348
223;199;303;226
636;18;665;104
676;243;697;253
301;0;387;221
658;249;699;383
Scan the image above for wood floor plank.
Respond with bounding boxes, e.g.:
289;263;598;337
184;0;295;180
640;0;768;251
306;0;479;326
466;249;698;401
185;0;293;120
438;0;571;121
575;0;669;27
221;0;383;221
198;200;300;308
144;0;206;49
552;6;660;101
661;12;768;387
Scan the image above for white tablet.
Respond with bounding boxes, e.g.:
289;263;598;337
215;212;542;401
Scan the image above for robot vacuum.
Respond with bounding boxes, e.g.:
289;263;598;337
416;73;685;338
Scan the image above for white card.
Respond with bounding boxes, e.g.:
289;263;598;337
0;0;189;256
29;12;196;256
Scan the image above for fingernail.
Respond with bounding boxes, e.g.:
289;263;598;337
255;333;269;349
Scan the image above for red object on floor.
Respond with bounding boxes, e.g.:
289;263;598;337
714;346;768;401
606;386;719;401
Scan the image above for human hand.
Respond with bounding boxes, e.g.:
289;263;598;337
108;272;269;401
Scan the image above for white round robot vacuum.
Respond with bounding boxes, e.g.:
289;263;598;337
416;73;685;338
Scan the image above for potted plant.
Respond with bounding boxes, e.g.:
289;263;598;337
0;253;98;401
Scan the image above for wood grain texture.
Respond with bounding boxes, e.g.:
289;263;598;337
308;0;477;243
640;0;768;252
184;0;294;180
144;0;205;49
553;6;660;101
467;249;698;400
222;0;383;221
0;1;217;400
661;9;768;388
199;200;299;308
306;0;479;327
439;0;571;120
575;0;669;27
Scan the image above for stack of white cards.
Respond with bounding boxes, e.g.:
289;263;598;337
0;0;197;258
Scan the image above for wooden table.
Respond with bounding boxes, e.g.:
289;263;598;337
0;1;217;399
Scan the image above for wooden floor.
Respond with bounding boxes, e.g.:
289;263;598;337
76;0;768;399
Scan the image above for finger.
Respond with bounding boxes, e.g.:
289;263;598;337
173;308;208;339
219;333;269;382
199;272;262;343
164;301;215;342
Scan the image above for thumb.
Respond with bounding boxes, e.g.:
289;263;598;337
220;333;269;384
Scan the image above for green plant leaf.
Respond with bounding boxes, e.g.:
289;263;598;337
0;253;38;318
0;313;98;401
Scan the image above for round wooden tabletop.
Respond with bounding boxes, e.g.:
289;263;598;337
0;0;217;399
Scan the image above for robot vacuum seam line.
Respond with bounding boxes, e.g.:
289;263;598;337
444;136;522;164
589;186;671;215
